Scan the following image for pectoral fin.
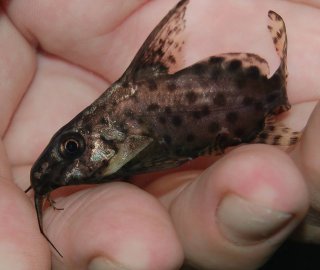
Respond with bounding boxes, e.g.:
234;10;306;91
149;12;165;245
102;135;153;176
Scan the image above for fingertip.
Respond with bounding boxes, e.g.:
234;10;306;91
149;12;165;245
49;183;183;270
217;144;308;214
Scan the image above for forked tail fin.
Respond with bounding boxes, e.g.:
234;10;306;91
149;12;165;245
268;10;290;114
253;12;302;147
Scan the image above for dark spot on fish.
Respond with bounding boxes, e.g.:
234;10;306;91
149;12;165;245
235;76;246;89
201;105;210;117
208;122;220;133
163;134;172;145
159;38;165;45
273;135;282;145
122;81;129;88
84;123;92;133
147;79;158;91
168;55;176;64
268;125;275;132
273;37;278;44
155;48;165;57
186;133;195;142
124;109;134;118
276;30;282;39
192;63;206;75
290;136;299;145
167;81;177;92
192;111;202;119
209;56;224;65
211;67;221;80
147;103;160;111
242;96;254;106
185;91;198;104
165;106;172;115
158;116;166;124
118;122;128;133
137;117;144;124
102;159;109;166
246;66;260;79
172;115;182;127
258;132;268;140
100;117;108;125
228;60;242;72
226;112;238;123
214;92;226;106
267;93;278;103
215;133;230;151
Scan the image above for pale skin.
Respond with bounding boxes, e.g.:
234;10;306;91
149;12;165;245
0;0;319;269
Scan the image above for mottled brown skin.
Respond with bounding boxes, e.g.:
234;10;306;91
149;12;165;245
28;0;298;256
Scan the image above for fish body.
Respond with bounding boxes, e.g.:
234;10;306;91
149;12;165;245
28;0;299;255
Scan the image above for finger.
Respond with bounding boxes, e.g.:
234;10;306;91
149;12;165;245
157;145;308;269
291;102;320;242
43;183;183;270
0;142;50;269
5;0;150;79
4;54;107;168
0;8;35;136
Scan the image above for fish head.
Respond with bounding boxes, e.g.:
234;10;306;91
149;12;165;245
30;129;112;197
30;117;153;197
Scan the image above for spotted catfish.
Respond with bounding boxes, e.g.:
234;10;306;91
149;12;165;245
27;0;299;256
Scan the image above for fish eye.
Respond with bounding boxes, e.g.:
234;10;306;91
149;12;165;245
59;133;85;159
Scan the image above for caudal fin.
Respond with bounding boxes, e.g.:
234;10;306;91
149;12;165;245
268;11;290;114
253;12;302;147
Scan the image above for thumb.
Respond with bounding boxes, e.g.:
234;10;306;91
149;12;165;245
150;145;309;269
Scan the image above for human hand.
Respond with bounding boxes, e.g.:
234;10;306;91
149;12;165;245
1;0;319;269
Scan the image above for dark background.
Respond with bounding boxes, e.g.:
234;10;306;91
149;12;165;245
180;241;320;269
261;242;320;269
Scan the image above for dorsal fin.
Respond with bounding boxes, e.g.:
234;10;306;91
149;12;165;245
121;0;189;82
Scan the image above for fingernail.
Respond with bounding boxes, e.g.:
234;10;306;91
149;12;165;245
217;194;292;245
88;257;130;270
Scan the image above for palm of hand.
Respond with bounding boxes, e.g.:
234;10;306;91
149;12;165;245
0;1;320;269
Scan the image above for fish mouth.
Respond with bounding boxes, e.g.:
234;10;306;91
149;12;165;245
31;174;61;197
